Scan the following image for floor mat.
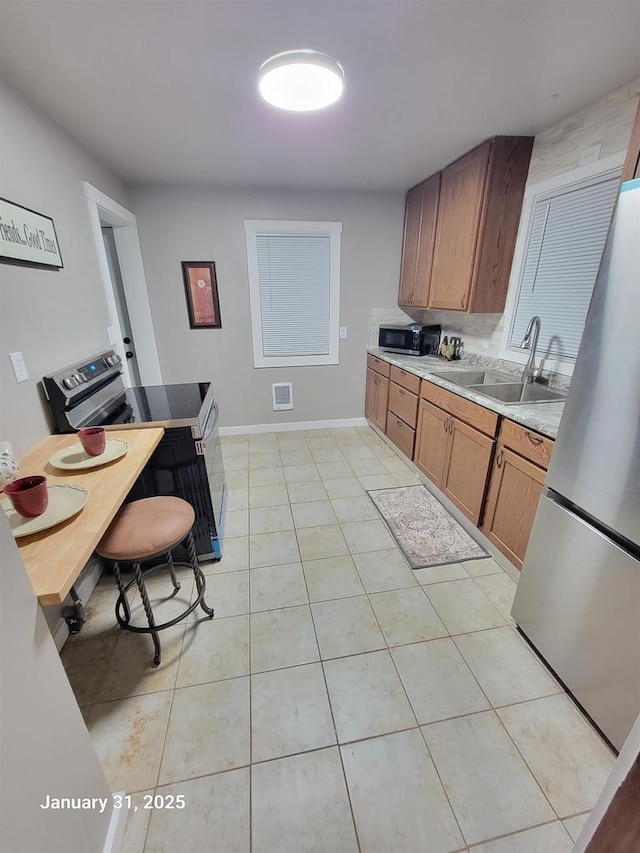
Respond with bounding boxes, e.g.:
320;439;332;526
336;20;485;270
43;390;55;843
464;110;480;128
368;484;487;569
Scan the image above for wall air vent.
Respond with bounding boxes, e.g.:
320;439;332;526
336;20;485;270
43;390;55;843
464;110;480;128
272;382;293;411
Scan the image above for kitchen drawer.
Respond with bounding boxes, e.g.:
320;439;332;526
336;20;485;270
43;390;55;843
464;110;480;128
388;382;419;428
386;412;416;459
367;353;391;378
420;380;499;437
390;365;421;395
499;419;554;469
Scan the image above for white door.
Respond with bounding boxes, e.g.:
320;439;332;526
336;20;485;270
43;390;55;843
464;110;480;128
84;182;162;387
101;225;142;385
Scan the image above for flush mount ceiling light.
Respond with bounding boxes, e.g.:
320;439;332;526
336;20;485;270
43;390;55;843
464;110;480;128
258;49;344;112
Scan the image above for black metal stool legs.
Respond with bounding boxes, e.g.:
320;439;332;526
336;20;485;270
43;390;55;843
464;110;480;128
133;561;162;666
112;529;214;667
187;530;214;619
166;549;181;593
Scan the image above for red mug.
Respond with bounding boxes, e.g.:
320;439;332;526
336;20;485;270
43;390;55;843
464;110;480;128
78;427;106;457
4;475;49;518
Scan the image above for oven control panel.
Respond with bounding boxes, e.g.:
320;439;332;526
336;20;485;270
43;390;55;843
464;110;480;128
43;349;126;433
60;354;121;389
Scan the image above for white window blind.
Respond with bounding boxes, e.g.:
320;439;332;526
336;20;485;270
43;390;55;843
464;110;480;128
257;234;331;357
245;220;341;368
509;174;619;361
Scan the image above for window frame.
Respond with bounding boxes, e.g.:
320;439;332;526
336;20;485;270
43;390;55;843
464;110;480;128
500;152;624;377
244;219;342;368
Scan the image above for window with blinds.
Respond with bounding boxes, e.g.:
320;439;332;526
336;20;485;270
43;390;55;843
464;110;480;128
245;220;342;368
507;173;619;362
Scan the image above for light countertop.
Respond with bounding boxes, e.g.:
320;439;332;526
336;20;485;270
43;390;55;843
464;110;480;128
368;348;564;439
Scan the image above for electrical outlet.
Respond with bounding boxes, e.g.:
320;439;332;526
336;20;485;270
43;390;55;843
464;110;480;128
9;351;29;383
339;326;347;339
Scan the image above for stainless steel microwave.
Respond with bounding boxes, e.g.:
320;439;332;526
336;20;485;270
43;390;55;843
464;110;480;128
378;324;441;356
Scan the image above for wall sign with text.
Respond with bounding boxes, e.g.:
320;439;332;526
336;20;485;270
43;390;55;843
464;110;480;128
0;198;63;269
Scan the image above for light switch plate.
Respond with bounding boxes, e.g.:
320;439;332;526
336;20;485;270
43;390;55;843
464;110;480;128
9;351;29;383
339;326;347;339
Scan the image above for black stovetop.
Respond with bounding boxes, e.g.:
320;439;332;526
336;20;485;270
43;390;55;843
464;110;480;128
100;382;211;427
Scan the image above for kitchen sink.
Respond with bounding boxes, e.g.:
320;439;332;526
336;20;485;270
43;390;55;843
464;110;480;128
430;370;515;387
467;382;567;405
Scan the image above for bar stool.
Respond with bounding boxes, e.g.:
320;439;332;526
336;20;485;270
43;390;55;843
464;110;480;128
97;496;214;665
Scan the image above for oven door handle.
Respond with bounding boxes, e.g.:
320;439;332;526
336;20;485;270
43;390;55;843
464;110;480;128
201;399;220;444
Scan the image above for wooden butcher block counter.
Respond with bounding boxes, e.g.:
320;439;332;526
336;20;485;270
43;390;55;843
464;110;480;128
5;428;163;605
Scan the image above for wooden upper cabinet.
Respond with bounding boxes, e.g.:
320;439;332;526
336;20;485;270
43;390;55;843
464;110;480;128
413;174;440;307
429;142;490;311
621;98;640;182
404;135;534;314
398;184;422;307
398;174;440;308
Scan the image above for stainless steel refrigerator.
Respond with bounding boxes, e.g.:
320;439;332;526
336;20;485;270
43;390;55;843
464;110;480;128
512;178;640;752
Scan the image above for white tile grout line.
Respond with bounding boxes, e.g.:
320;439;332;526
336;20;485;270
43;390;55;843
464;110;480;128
297;536;362;853
247;536;253;853
359;583;469;847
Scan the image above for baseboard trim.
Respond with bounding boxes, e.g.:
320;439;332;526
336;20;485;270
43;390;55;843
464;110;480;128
102;794;127;853
50;616;70;653
219;417;368;436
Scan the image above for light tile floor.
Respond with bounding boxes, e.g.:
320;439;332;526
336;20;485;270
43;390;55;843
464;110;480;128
61;425;615;853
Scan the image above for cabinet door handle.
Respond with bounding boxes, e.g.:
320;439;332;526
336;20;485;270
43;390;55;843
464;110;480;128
496;450;504;468
449;418;454;434
443;417;450;432
398;388;405;396
524;430;543;446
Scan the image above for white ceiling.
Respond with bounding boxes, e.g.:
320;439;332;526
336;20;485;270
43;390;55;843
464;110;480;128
1;1;639;191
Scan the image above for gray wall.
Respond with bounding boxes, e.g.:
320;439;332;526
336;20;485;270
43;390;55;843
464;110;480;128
130;185;404;427
0;515;113;853
0;81;130;456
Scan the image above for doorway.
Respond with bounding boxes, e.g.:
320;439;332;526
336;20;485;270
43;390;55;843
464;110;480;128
101;225;142;386
84;182;162;387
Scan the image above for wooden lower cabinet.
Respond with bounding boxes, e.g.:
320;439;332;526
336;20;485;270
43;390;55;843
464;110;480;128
442;418;495;524
366;357;555;570
482;445;546;570
414;399;450;488
365;368;389;433
386;413;415;459
414;399;494;524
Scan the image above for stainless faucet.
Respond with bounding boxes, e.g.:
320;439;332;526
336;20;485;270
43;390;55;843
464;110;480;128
519;315;542;384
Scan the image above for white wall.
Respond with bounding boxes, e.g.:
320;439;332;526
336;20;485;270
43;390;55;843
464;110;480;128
130;185;404;427
407;77;640;359
0;81;130;455
0;515;114;853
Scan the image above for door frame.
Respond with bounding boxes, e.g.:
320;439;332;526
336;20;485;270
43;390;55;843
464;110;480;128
84;182;162;386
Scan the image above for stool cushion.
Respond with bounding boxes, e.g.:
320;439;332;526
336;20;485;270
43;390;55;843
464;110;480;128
97;496;195;562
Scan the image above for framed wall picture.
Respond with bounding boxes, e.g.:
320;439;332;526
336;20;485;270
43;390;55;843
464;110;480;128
181;261;222;329
0;197;63;269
